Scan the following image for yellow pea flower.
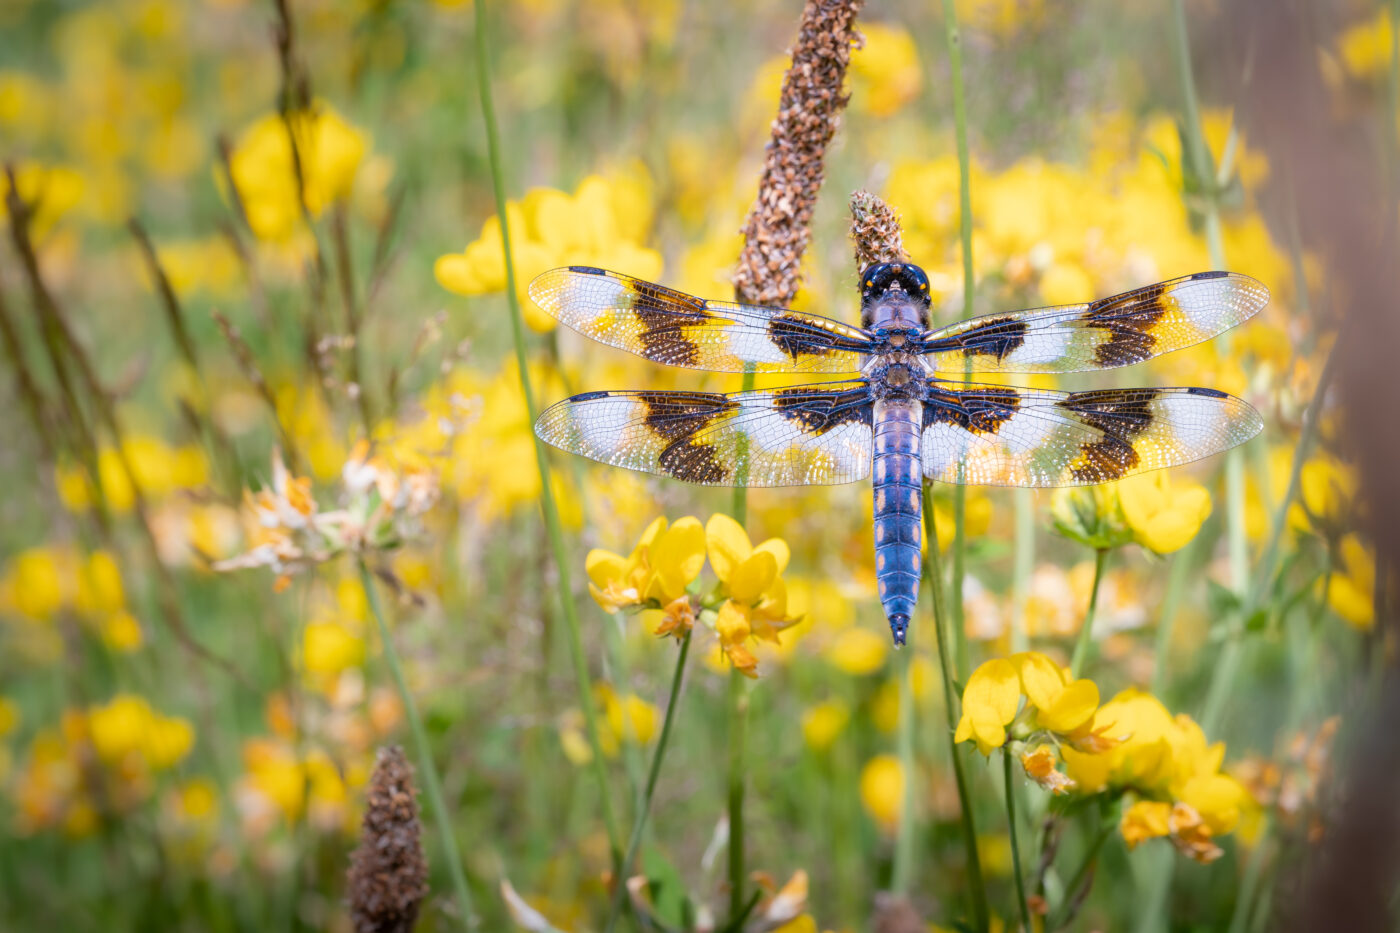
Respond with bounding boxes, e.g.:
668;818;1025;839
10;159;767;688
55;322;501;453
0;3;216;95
801;700;850;753
1050;484;1132;551
859;754;906;831
953;658;1021;754
1117;472;1212;554
705;514;801;675
1021;746;1075;795
1120;800;1172;848
584;516;705;618
1327;533;1375;631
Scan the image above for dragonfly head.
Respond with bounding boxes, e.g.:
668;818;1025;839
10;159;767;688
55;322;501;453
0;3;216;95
860;262;931;330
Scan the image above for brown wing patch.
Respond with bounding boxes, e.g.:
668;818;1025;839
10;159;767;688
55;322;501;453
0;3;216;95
631;284;710;368
948;316;1029;361
925;386;1022;435
772;384;874;434
635;391;739;482
1058;388;1160;481
1083;286;1171;367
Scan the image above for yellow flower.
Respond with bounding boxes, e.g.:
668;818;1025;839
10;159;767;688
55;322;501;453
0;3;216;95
1292;456;1357;535
859;754;906;831
0;161;84;238
597;683;658;752
1050;485;1132;551
225;102;370;241
850;23;921;117
954;657;1021;754
100;611;143;653
825;626;888;675
801;699;850;753
1338;9;1393;80
1121;799;1172;848
435;166;662;332
1021;746;1075;795
584;515;705;614
1328;534;1375;631
1117;472;1212;554
706;514;802;674
302;620;365;676
954;652;1102;755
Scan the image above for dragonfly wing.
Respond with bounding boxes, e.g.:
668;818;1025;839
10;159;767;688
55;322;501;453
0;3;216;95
919;380;1263;486
920;271;1269;373
530;267;877;374
536;381;876;487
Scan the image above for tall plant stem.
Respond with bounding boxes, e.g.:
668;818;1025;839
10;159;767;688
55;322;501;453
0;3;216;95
1069;549;1108;680
1010;489;1034;653
605;630;693;933
726;666;750;921
924;484;990;933
359;561;476;929
891;640;917;895
472;0;622;865
726;365;755;920
1002;750;1032;933
941;0;976;680
1152;540;1196;694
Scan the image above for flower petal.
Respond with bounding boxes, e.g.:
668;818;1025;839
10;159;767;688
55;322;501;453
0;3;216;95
1013;651;1066;711
1037;678;1100;734
705;513;753;583
728;550;778;605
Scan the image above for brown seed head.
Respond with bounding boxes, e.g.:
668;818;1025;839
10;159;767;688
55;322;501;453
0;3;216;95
849;189;910;270
733;0;865;307
348;746;430;933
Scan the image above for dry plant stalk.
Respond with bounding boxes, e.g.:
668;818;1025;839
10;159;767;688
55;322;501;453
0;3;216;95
348;746;430;933
733;0;864;306
850;189;911;270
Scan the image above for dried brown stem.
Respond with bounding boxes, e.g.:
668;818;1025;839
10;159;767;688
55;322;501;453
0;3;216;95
210;309;305;473
733;0;864;307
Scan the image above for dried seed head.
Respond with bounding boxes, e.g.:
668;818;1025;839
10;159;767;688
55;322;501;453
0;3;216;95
348;746;430;933
734;0;865;307
849;189;910;270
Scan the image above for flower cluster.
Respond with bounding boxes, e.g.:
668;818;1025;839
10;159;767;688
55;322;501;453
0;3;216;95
1061;690;1249;863
213;443;439;590
0;546;144;658
1051;471;1212;556
435;165;662;332
955;652;1116;794
584;513;801;677
14;694;194;836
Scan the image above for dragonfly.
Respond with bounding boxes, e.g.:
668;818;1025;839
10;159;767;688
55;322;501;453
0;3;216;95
531;262;1267;646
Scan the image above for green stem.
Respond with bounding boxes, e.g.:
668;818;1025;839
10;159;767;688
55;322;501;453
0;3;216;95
359;561;476;929
605;629;694;933
1048;817;1114;930
1069;549;1108;679
1226;818;1272;933
924;484;990;933
726;667;750;922
472;0;622;866
1002;750;1032;933
1010;489;1034;653
1151;540;1196;695
941;0;976;681
891;641;917;895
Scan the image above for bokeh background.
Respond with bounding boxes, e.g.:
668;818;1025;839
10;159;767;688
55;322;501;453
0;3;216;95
0;0;1392;930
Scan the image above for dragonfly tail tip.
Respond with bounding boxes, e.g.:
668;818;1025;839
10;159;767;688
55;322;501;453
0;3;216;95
889;613;909;647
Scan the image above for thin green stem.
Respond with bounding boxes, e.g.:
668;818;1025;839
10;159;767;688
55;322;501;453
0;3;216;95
359;561;476;929
1048;817;1114;930
891;641;917;895
1069;549;1108;680
941;0;976;681
924;484;990;933
472;0;622;865
1002;750;1032;933
1152;540;1196;694
1010;489;1034;653
605;629;693;933
1226;817;1273;933
726;667;750;922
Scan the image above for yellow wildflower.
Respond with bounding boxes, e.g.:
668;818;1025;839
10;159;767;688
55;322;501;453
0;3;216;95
706;514;802;674
954;651;1103;755
801;699;850;753
100;611;143;653
302;620;365;676
1050;484;1132;551
1121;799;1172;849
825;626;889;675
435;165;662;332
1021;746;1075;795
1117;472;1212;554
850;23;921;117
1327;534;1375;631
859;754;906;831
584;515;705;619
0;161;84;238
1338;9;1393;80
225;102;370;241
596;683;658;752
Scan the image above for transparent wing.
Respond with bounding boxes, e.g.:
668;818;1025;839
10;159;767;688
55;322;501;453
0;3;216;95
920;380;1263;486
919;271;1269;374
536;381;876;487
529;266;877;374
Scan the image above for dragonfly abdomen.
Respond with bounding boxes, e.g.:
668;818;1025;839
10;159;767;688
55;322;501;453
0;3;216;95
871;398;923;646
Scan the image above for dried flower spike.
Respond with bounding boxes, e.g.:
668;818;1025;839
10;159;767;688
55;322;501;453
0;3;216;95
734;0;864;306
849;189;910;270
348;746;430;933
